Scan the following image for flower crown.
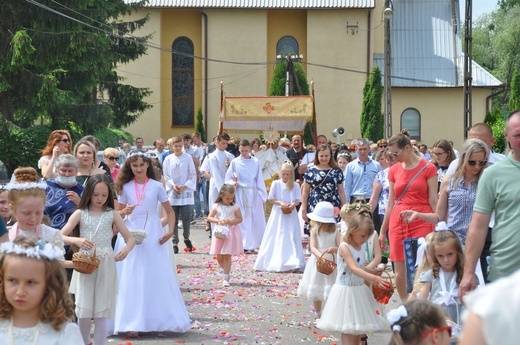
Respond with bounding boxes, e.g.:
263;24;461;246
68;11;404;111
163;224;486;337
345;203;371;212
128;151;155;159
5;179;47;191
0;240;64;261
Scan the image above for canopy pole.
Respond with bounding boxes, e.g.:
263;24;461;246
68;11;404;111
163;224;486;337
218;81;224;135
311;81;317;144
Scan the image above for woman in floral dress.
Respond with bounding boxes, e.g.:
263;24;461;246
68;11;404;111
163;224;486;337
301;144;346;234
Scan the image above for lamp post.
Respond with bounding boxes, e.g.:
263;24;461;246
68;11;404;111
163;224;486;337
383;1;393;139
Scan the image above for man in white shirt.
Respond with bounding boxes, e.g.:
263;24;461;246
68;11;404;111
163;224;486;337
163;136;197;253
192;132;206;218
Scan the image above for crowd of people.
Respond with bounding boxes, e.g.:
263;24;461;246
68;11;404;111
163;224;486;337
1;110;520;344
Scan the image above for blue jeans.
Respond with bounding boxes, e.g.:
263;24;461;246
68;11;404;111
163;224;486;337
172;204;194;244
194;178;205;217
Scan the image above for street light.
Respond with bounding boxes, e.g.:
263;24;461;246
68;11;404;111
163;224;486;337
384;0;393;139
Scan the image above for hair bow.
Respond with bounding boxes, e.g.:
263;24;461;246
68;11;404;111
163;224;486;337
387;305;408;325
414;237;427;268
435;221;450;231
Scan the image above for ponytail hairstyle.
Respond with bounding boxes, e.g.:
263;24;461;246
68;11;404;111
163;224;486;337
7;167;46;210
388;300;447;345
428;230;464;284
280;161;295;191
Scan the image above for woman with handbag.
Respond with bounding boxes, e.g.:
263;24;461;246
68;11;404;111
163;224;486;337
379;132;438;303
301;144;346;235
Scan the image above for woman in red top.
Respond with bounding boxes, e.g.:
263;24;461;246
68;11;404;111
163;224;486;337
379;133;437;302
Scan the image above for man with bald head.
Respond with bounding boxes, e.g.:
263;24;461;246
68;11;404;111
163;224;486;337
285;134;308;181
459;111;520;297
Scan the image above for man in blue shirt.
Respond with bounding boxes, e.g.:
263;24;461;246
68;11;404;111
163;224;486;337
344;138;381;203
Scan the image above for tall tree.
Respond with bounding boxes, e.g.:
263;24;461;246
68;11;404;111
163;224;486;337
0;0;152;135
269;59;312;144
360;67;384;141
509;69;520;111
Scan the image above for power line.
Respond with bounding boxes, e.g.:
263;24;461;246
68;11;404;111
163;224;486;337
25;0;442;85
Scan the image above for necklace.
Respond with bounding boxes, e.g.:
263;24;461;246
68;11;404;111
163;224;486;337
134;177;149;205
8;318;40;345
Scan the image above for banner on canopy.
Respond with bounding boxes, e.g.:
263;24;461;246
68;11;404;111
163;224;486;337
220;96;313;133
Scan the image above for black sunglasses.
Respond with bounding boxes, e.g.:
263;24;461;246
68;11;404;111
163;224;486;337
59;138;70;143
106;156;120;161
468;160;487;166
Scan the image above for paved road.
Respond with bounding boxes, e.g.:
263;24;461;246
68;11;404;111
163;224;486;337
107;219;399;345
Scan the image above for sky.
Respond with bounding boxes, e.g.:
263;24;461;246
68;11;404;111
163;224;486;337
460;0;499;19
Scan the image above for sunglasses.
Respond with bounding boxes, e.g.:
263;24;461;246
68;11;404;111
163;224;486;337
422;325;452;338
59;138;70;143
468;160;487;166
388;147;404;158
106;156;120;161
379;145;387;148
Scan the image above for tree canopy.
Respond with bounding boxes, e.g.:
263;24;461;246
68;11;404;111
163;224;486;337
360;67;383;142
0;0;152;135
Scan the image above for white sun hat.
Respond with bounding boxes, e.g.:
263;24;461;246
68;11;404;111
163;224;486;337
307;201;336;224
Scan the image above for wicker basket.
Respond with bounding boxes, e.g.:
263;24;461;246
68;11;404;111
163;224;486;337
372;271;394;304
73;248;100;274
316;252;337;275
128;205;148;245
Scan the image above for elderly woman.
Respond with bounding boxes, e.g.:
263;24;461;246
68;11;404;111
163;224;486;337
44;154;84;230
103;147;121;180
39;129;73;180
74;139;111;186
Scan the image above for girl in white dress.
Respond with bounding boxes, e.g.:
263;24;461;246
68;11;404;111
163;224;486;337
297;202;341;320
0;236;83;344
114;152;190;336
61;174;135;345
254;161;305;272
5;167;64;250
317;209;389;345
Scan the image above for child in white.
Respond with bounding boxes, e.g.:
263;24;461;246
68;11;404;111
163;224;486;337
297;202;340;319
61;174;135;345
113;152;190;335
419;229;464;324
163;136;197;252
225;139;267;251
254;161;305;272
207;184;243;286
0;237;83;344
6;167;64;251
317;209;389;345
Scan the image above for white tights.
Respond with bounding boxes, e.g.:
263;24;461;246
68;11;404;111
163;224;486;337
78;317;107;345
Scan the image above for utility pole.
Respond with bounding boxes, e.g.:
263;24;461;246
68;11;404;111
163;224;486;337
383;0;393;139
463;0;473;139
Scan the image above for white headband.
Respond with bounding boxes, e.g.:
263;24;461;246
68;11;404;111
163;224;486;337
5;180;47;191
128;151;155;159
0;240;64;261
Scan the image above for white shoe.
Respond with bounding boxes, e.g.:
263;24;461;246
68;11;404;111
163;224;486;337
178;220;183;229
222;280;230;287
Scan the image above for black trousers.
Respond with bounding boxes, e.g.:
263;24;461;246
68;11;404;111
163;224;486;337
480;227;493;283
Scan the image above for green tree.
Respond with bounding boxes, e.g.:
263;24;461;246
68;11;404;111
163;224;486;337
195;106;206;142
360;67;384;141
509;69;520;111
269;59;312;144
0;0;152;136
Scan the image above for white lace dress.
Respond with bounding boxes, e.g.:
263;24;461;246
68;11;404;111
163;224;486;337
69;209;117;318
297;230;338;301
0;320;83;344
317;242;389;334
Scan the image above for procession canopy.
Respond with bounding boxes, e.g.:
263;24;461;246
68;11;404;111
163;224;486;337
220;96;313;134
